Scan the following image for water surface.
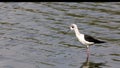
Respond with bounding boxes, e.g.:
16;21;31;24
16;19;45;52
0;2;119;68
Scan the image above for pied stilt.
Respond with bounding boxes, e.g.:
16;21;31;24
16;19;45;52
70;24;105;57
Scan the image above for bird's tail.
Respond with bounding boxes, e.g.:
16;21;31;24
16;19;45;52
96;40;105;43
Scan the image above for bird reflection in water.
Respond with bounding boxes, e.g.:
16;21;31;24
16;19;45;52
80;55;106;68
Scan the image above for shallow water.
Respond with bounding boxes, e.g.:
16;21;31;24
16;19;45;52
0;2;119;68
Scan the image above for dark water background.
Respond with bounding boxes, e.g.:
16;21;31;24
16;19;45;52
0;2;119;68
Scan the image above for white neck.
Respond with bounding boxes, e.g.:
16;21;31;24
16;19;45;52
74;27;81;37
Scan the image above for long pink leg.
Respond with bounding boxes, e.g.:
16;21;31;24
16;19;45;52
86;46;90;57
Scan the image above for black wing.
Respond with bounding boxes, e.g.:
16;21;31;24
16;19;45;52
84;35;105;43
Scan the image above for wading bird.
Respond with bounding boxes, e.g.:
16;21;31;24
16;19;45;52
70;24;105;57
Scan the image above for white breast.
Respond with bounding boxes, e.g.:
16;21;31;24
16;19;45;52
76;34;94;45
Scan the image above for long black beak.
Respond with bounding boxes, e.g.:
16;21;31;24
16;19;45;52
67;26;71;33
64;25;71;34
64;27;70;35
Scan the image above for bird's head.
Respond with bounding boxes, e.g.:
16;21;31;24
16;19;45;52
70;24;78;31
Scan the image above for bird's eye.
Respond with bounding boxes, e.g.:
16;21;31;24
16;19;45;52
71;26;74;28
